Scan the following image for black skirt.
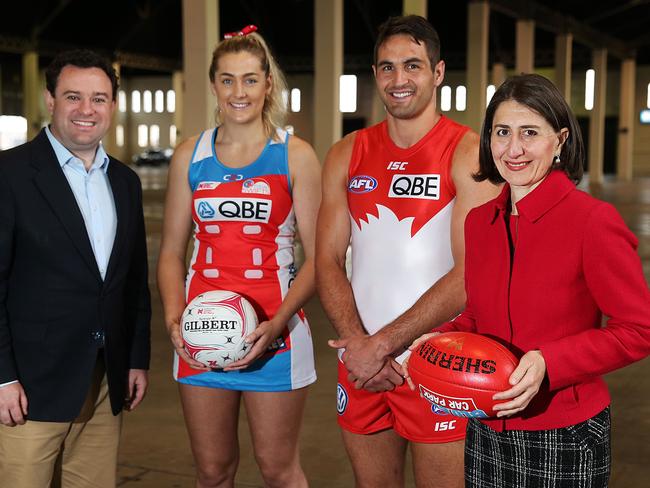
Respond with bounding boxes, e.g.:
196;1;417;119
465;407;611;488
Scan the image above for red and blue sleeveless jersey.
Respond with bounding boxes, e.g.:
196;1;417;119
347;116;469;363
173;127;316;391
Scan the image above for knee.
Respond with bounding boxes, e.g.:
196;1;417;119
256;453;305;488
196;458;238;488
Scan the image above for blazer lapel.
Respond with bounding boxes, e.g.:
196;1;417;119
30;131;102;281
104;160;130;286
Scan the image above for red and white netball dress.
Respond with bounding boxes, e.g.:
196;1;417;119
173;127;316;391
337;116;470;442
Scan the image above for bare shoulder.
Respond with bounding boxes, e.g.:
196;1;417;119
171;135;200;165
324;131;357;170
287;135;318;165
452;129;480;172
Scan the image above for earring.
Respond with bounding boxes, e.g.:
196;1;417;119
553;154;561;164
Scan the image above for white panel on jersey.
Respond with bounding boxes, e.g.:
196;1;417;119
252;248;262;266
192;128;216;164
244;270;263;279
203;269;219;278
206;247;213;264
206;225;221;234
243;225;262;234
350;201;455;364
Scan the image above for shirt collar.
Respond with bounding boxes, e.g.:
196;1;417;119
45;125;110;173
489;170;576;224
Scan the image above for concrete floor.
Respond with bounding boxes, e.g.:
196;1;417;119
116;167;650;487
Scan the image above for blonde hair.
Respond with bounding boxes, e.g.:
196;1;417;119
209;32;287;140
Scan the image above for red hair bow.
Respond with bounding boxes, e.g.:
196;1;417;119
224;24;258;39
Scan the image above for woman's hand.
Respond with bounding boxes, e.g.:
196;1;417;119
492;350;546;417
401;332;440;390
223;319;284;371
165;317;210;370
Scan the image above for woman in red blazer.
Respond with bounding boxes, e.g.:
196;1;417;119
407;74;650;487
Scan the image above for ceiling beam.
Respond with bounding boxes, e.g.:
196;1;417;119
487;0;634;59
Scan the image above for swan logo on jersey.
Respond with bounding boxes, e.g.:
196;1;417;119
348;175;378;193
195;197;273;223
197;181;220;191
242;178;271;195
337;383;349;415
197;201;216;219
389;174;440;200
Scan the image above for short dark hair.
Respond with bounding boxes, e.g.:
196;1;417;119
374;15;441;69
45;49;119;100
475;73;585;185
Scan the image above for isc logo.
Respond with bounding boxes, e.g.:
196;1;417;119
388;174;440;200
386;161;409;171
434;420;457;432
348;175;378;193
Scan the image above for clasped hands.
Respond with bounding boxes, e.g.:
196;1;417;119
329;334;404;392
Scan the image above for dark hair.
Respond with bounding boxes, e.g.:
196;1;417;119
374;15;441;69
475;73;585;185
45;49;119;100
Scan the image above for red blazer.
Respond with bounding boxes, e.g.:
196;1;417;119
437;170;650;431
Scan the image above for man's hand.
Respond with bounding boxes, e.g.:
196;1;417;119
166;317;210;371
361;360;404;392
493;350;546;417
125;369;148;412
224;319;282;371
402;332;441;390
0;382;28;426
329;335;389;386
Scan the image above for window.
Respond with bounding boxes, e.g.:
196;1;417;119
0;115;27;150
440;86;452;112
118;90;127;112
291;88;301;113
116;125;124;147
167;90;176;113
646;83;650;109
149;125;160;147
170;125;177;147
585;69;595;111
155;90;164;113
339;75;357;113
137;124;148;147
486;85;496;106
143;90;152;113
455;86;467;111
131;91;141;113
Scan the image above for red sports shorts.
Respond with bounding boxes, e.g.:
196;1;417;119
336;360;467;443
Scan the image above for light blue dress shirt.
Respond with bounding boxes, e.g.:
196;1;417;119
45;126;117;280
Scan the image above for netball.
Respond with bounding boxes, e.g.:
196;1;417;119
181;290;259;368
408;332;518;418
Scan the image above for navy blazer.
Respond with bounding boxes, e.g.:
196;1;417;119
0;129;151;421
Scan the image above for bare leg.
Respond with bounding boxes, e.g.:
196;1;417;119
179;384;241;488
411;439;464;488
243;388;309;488
341;429;408;488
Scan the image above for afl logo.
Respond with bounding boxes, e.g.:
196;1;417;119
337;384;348;415
348;175;377;193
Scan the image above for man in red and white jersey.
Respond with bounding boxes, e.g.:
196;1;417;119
316;15;500;487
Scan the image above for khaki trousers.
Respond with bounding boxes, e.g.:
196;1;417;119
0;355;122;488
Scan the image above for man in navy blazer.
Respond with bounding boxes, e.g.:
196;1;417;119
0;49;151;487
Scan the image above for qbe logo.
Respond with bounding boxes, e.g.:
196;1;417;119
388;174;440;200
337;383;348;415
348;175;378;193
194;198;273;223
